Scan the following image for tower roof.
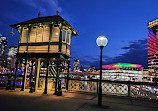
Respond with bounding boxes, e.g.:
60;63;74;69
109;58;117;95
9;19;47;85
10;15;79;36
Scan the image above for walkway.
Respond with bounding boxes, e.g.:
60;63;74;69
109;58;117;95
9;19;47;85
0;88;158;111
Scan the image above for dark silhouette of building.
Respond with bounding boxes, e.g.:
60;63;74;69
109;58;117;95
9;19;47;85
80;65;84;72
0;36;7;68
73;59;80;72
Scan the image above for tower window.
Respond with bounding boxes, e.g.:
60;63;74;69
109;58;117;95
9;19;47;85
62;29;66;42
67;31;71;44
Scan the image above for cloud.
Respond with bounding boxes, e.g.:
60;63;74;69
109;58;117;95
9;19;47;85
13;0;62;15
78;54;112;69
79;39;148;68
121;39;147;50
112;39;148;67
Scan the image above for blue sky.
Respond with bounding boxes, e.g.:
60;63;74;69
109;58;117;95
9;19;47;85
0;0;158;68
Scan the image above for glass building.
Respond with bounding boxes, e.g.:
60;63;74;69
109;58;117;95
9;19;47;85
148;19;158;68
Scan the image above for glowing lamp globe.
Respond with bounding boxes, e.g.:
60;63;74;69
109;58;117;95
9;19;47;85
96;36;108;47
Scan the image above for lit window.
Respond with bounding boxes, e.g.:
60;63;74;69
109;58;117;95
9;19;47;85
62;30;66;42
67;31;71;44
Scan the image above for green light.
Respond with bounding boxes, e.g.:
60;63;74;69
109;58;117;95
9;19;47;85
103;63;142;69
114;63;135;67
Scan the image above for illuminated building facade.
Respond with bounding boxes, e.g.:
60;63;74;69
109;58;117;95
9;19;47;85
148;19;158;68
101;63;143;81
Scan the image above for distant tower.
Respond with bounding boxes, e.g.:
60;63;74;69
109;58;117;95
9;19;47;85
148;19;158;69
0;36;7;68
7;46;18;70
73;59;80;72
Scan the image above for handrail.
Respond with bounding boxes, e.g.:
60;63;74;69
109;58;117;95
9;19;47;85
0;74;158;86
68;78;158;86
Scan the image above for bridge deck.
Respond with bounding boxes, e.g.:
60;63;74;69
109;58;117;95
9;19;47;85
0;88;158;111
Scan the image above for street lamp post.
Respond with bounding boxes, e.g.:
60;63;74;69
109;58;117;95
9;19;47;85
96;35;108;106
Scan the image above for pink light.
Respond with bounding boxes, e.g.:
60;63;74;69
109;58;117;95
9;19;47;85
136;65;142;68
102;64;142;69
102;65;116;69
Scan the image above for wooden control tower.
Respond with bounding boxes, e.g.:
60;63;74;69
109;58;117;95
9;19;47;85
10;11;79;95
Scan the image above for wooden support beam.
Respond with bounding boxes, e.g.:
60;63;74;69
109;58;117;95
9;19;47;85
57;57;62;96
54;60;58;95
29;60;35;93
43;58;50;94
35;58;41;92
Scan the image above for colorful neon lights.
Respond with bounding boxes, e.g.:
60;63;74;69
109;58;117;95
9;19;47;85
102;63;142;69
148;23;158;67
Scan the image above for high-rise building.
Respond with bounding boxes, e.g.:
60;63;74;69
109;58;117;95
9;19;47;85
8;46;18;57
148;19;158;69
7;46;18;70
0;36;7;68
73;59;80;72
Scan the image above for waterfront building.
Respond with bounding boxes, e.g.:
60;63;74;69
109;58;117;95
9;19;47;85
88;65;95;72
101;63;143;81
0;36;7;68
142;68;151;82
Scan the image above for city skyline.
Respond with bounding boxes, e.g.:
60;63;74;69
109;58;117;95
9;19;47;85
1;0;158;68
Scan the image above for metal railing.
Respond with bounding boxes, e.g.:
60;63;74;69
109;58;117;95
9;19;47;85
66;78;158;99
0;74;158;99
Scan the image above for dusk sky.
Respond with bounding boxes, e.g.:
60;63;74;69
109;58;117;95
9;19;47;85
1;0;158;68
